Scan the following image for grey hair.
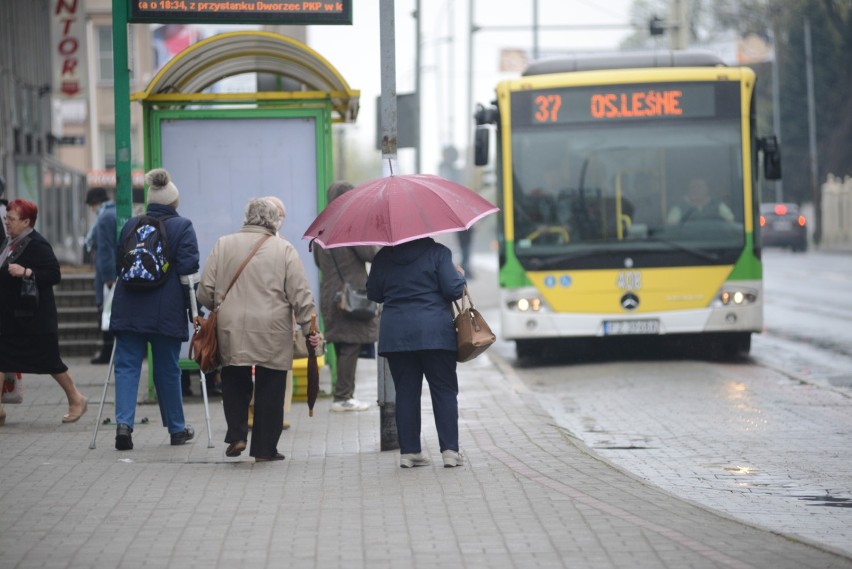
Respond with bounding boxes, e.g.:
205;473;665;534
243;198;280;232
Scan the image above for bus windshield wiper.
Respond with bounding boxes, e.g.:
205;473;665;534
644;235;720;261
524;249;609;270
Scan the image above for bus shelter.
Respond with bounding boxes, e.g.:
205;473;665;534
131;31;359;397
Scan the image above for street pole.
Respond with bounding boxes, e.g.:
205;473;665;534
111;0;132;230
668;0;688;50
771;25;784;202
532;0;540;61
466;0;475;185
804;18;821;244
415;0;422;174
378;0;399;451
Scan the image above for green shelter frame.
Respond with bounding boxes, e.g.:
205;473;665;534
118;29;359;398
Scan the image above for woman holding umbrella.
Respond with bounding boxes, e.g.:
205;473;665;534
367;236;466;468
305;173;497;468
197;198;321;462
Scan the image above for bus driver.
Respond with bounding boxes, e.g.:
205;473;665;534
666;177;735;225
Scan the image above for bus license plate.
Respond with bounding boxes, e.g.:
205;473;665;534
603;319;660;335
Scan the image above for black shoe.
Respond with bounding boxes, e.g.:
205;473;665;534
254;453;285;462
115;424;133;451
225;440;247;457
170;425;195;445
205;382;223;397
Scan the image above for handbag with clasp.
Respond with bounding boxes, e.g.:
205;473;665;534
330;249;379;321
453;287;496;362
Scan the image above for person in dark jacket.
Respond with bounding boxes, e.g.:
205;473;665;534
85;187;117;364
313;181;380;412
0;199;89;426
110;169;199;451
366;237;466;468
666;177;734;225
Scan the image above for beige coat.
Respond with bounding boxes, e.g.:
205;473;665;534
197;225;316;370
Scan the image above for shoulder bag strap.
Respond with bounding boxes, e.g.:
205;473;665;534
217;234;271;311
329;248;345;282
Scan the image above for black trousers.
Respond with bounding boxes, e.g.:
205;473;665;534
221;365;286;458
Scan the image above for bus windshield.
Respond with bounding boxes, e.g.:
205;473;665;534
510;117;745;268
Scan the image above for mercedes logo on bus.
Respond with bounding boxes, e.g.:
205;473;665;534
621;292;640;310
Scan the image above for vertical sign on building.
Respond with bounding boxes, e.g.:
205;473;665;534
51;0;88;99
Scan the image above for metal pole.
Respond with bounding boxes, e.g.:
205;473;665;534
466;0;475;184
532;0;539;61
378;0;399;451
447;0;455;152
88;344;117;449
180;274;214;448
111;0;132;230
414;0;422;174
669;0;688;50
804;19;821;244
771;25;784;202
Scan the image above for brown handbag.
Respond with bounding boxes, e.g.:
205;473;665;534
453;287;496;363
189;235;271;372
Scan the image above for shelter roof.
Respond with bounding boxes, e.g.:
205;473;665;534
132;31;359;122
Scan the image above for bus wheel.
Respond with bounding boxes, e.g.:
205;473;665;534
516;340;541;362
721;333;751;360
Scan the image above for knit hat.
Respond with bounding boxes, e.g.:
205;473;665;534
145;168;180;207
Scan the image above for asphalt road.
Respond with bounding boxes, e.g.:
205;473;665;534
460;245;852;558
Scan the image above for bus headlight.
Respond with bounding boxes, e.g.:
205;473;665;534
506;288;551;312
712;286;758;307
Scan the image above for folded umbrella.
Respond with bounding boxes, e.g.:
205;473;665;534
306;313;320;417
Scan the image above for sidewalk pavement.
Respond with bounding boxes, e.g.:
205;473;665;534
2;352;851;569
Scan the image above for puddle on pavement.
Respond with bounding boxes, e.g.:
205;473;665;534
797;495;852;508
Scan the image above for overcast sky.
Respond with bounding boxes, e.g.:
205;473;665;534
307;0;636;177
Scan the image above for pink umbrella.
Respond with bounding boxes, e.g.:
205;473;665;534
303;174;499;248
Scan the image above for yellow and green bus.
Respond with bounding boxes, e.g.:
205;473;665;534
474;51;781;359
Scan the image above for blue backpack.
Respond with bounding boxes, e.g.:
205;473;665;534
117;215;175;289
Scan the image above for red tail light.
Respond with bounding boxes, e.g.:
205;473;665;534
774;204;787;215
759;215;766;227
798;215;806;226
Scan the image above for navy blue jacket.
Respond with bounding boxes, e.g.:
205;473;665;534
109;203;200;340
366;238;465;354
91;201;117;305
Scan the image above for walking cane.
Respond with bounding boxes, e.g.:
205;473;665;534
88;343;116;449
181;273;215;448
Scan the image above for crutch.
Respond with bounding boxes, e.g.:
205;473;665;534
89;343;117;449
181;273;215;448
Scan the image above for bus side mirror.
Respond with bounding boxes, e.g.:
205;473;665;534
474;127;490;166
760;135;782;180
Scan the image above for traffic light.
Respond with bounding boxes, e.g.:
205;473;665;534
649;16;666;36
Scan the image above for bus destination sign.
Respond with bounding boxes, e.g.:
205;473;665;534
515;83;737;126
128;0;352;25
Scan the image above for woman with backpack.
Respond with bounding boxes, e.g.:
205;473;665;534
109;168;200;451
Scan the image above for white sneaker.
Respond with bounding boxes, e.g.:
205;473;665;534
442;450;464;468
330;398;370;412
400;453;430;468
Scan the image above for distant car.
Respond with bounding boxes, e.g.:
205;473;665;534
760;203;808;252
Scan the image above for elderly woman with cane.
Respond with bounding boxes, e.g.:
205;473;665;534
198;198;322;462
